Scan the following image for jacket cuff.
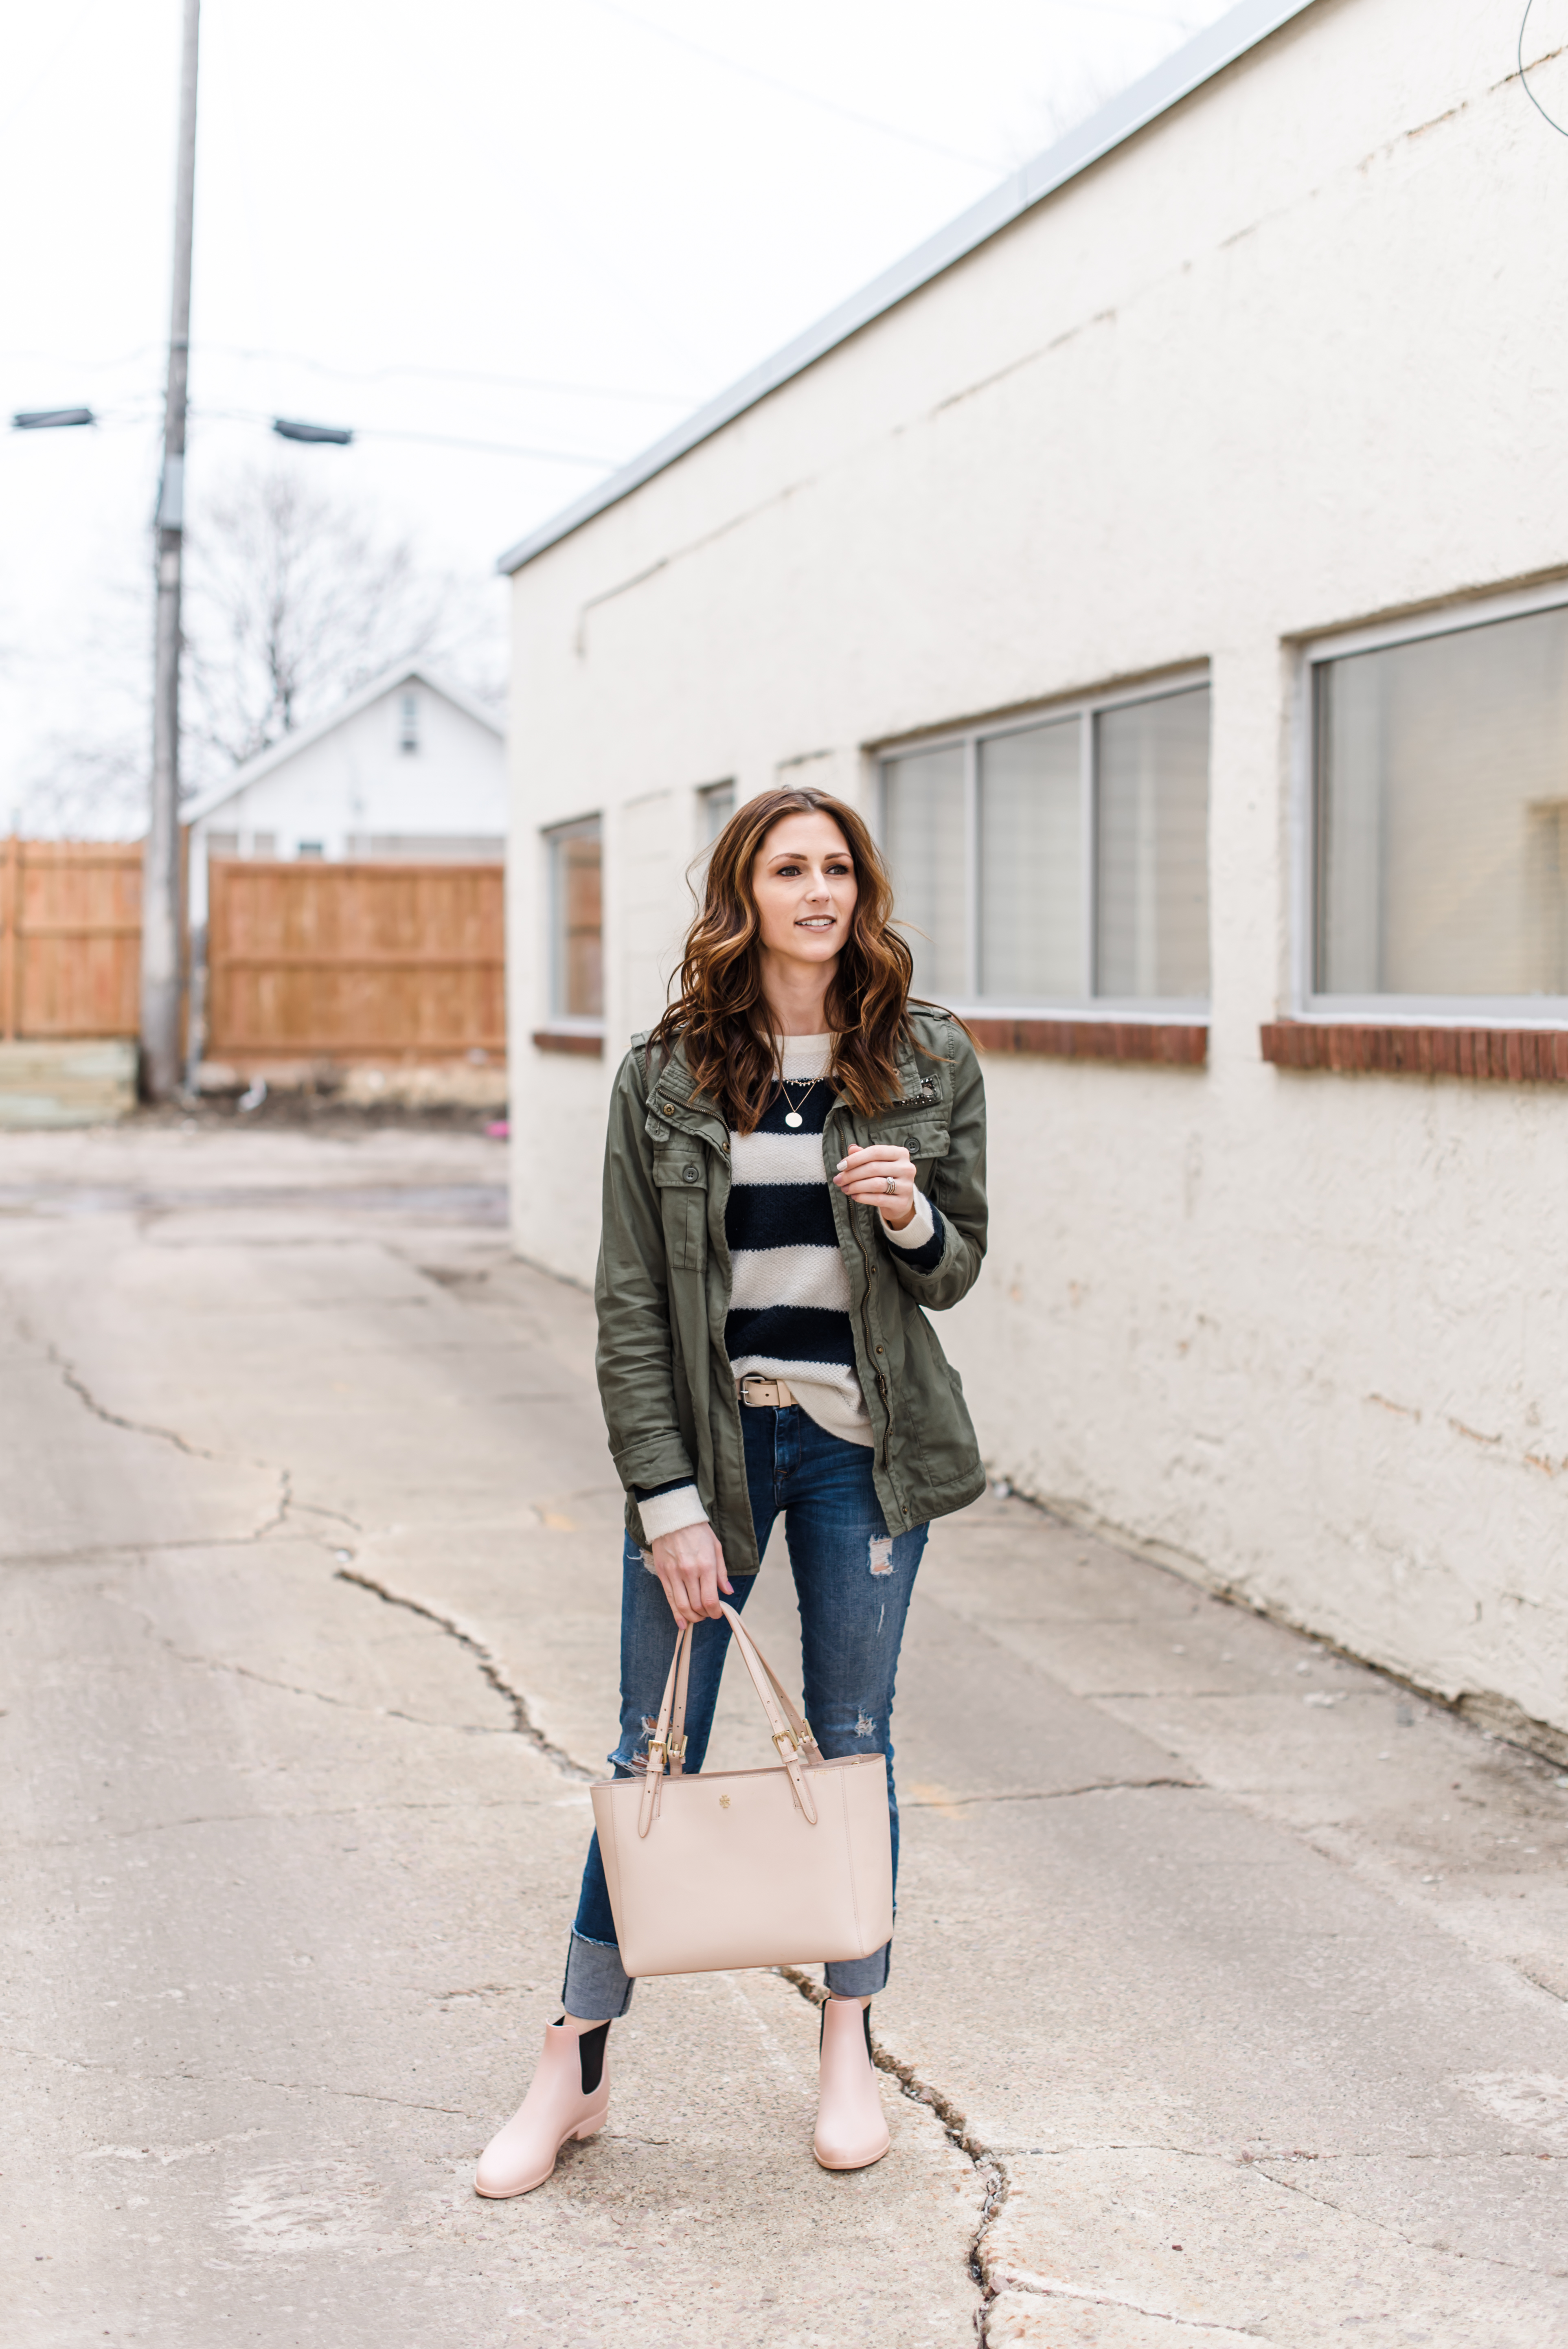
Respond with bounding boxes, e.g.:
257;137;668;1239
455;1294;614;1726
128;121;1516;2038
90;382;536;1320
635;1483;709;1540
883;1188;943;1272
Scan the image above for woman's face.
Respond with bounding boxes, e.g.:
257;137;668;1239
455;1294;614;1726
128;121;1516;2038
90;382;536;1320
750;810;858;968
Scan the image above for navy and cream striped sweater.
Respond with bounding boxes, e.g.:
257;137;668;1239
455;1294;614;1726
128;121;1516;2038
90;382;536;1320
637;1035;943;1542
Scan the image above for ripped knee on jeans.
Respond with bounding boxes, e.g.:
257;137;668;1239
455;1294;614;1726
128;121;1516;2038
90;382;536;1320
868;1535;895;1576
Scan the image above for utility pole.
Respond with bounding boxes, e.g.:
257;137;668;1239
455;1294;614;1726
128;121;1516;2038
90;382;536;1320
142;0;201;1101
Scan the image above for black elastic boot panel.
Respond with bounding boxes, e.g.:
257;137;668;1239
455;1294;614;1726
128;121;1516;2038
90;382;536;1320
578;2020;610;2095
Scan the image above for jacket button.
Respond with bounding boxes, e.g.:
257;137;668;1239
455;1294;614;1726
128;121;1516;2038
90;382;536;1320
876;1344;884;1353
682;1165;700;1183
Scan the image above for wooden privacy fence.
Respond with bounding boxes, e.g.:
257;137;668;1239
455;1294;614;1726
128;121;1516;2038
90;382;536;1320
0;838;143;1040
206;859;506;1060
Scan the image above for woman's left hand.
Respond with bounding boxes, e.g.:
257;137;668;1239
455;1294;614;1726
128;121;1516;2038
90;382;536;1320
835;1143;917;1230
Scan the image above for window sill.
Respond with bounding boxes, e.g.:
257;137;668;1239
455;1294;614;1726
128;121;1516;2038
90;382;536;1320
968;1017;1208;1066
1261;1021;1568;1081
532;1028;604;1059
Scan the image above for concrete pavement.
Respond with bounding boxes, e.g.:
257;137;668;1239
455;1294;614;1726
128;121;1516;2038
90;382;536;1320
2;1117;1565;2348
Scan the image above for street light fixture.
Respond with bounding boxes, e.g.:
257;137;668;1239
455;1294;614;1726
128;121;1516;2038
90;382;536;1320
12;408;96;430
272;417;354;445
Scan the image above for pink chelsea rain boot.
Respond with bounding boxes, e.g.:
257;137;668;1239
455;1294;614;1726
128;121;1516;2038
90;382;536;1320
474;2018;610;2198
814;1997;890;2171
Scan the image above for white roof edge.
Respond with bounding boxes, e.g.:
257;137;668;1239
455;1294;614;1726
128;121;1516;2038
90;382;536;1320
182;661;503;822
497;0;1320;577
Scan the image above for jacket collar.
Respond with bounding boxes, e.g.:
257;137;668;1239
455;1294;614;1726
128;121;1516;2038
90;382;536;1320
646;1035;731;1138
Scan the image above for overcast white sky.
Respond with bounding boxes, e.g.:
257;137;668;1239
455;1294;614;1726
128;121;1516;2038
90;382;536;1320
0;0;1237;827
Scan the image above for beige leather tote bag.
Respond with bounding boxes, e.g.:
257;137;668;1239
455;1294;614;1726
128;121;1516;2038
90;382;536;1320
590;1601;893;1978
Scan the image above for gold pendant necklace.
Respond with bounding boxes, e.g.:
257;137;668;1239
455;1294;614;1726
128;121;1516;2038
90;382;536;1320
779;1076;820;1130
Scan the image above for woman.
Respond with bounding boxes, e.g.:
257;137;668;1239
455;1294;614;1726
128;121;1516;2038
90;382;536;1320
476;786;987;2196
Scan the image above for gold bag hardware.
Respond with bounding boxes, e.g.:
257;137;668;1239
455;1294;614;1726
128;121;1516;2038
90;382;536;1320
590;1601;893;1978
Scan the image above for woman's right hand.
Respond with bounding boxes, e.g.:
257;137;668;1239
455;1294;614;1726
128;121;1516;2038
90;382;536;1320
649;1522;733;1629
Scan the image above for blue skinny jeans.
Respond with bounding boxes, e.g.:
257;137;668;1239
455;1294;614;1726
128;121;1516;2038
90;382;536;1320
562;1403;928;2021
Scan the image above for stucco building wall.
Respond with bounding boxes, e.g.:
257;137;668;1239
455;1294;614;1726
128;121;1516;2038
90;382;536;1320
505;0;1568;1741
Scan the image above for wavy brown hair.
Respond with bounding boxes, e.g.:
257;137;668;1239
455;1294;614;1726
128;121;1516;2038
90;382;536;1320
650;787;918;1134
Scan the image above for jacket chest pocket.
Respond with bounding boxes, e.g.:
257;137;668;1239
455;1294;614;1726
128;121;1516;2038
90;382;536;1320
650;1146;711;1271
868;1117;950;1187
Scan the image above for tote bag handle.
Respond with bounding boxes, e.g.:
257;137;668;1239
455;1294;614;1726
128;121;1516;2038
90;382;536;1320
638;1601;823;1839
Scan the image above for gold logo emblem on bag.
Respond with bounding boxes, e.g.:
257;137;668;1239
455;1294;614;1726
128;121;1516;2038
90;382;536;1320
719;1795;730;1808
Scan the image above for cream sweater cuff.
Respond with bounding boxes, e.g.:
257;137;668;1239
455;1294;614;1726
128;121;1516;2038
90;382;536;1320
882;1185;936;1251
636;1484;709;1541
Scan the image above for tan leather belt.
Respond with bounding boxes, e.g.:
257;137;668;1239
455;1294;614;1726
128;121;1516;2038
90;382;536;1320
739;1374;796;1409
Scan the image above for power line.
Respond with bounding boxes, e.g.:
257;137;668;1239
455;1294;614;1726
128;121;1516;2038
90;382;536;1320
0;0;111;137
1519;0;1568;137
578;0;1005;172
206;347;700;405
1061;0;1199;19
1039;0;1199;18
352;425;617;465
192;406;618;467
576;0;1204;175
0;340;700;408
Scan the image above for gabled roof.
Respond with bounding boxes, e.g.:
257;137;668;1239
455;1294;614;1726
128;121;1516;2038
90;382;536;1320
498;0;1319;578
181;663;503;823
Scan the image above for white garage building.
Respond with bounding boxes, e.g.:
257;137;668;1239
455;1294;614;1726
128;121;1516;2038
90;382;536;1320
499;0;1568;1751
184;665;505;926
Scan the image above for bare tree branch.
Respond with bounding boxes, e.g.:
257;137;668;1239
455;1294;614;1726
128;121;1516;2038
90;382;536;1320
11;462;503;836
182;463;501;778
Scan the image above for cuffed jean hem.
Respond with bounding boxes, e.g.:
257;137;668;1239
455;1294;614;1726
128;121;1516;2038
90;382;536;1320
823;1940;891;1999
561;1928;636;2022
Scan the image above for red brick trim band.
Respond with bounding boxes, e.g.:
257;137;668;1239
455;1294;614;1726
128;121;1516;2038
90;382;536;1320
968;1018;1208;1066
1261;1022;1568;1082
532;1029;604;1058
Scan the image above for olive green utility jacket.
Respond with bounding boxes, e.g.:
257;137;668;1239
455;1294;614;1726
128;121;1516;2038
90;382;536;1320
594;1007;988;1575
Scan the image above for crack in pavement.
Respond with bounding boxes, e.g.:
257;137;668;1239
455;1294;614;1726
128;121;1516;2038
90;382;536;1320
978;2147;1568;2329
43;1337;217;1458
334;1567;596;1780
1253;2158;1564;2277
252;1470;294;1541
164;1646;514;1734
986;2268;1265;2337
774;1961;1007;2335
101;1588;498;1737
0;1530;348;1571
1;1282;363;1549
283;1491;362;1533
7;1793;568;1851
903;1778;1200;1808
1;2043;471;2116
2;1276;366;1548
